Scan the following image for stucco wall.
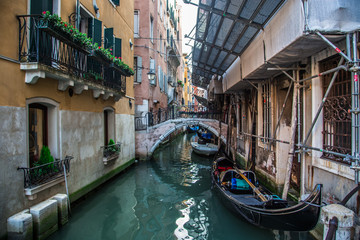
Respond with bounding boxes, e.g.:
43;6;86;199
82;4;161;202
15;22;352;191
0;107;135;238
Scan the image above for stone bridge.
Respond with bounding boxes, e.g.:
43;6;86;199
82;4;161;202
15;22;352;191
135;118;228;160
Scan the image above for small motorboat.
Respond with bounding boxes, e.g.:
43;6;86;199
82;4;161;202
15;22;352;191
191;142;218;156
211;156;322;231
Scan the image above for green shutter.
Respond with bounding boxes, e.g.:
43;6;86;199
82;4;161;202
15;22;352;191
112;0;120;6
104;28;114;49
115;38;122;58
136;56;142;83
93;19;102;46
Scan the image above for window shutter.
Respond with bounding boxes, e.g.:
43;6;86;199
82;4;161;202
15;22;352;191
164;75;167;94
137;56;142;83
158;66;161;90
153;59;156;85
104;28;114;49
114;38;122;58
112;0;120;6
93;19;102;45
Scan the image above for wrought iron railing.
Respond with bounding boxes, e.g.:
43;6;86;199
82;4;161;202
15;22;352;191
101;143;121;159
135;105;220;131
17;156;73;189
17;15;125;93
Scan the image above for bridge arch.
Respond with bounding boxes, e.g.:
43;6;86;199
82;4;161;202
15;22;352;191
148;119;227;156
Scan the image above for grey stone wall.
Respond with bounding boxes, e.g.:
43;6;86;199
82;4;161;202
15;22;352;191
0;107;135;239
0;106;27;239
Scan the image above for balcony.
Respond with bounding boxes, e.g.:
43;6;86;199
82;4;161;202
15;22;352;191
17;15;127;101
167;38;180;67
17;156;73;200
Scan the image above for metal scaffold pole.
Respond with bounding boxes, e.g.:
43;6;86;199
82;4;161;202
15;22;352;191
350;32;360;184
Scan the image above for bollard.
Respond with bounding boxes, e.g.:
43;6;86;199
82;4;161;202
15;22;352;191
321;204;355;240
7;210;33;240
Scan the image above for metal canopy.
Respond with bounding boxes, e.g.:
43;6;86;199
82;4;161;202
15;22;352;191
191;0;286;87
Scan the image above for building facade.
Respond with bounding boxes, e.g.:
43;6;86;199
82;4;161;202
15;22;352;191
190;0;360;225
0;0;135;237
133;0;182;117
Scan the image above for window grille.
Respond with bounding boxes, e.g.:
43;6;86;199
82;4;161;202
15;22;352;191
321;56;352;163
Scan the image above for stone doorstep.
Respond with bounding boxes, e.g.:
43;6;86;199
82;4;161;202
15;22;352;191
30;199;58;240
24;175;69;201
51;194;69;226
7;210;33;240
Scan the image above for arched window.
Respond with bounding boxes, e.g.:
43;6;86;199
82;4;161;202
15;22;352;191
27;98;59;167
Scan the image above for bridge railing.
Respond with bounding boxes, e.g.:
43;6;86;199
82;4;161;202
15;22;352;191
135;105;220;131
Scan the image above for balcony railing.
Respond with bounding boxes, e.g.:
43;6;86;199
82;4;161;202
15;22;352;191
18;156;73;189
135;105;221;131
101;143;121;165
17;15;125;94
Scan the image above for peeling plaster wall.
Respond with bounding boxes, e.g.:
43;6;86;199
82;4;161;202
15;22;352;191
0;108;135;238
0;106;27;239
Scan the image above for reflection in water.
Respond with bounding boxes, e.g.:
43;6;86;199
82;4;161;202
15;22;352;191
49;133;314;240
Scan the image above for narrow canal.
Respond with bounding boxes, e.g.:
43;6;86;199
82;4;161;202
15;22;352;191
49;133;314;240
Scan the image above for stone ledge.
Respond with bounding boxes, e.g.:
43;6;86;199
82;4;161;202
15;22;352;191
24;176;67;201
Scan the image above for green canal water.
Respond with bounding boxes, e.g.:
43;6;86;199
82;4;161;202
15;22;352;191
49;133;314;240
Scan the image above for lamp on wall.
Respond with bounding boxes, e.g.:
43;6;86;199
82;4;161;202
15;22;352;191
129;99;132;108
147;70;156;82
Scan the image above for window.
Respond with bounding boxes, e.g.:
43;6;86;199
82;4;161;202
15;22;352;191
134;10;139;37
321;56;351;163
104;108;115;146
28;104;47;167
262;80;271;143
27;98;59;167
150;16;154;42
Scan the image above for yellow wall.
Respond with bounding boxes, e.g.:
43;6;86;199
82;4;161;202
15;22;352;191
0;0;134;115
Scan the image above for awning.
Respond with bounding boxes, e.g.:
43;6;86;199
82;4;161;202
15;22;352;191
190;0;286;87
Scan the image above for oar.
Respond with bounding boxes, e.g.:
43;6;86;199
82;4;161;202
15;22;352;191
234;167;268;202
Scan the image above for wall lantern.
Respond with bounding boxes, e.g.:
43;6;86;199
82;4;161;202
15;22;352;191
147;70;156;82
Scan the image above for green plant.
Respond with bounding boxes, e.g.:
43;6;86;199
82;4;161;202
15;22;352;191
32;146;55;177
107;139;120;153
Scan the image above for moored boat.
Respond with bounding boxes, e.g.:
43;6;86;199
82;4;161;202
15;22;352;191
191;142;218;156
187;125;199;133
211;156;322;231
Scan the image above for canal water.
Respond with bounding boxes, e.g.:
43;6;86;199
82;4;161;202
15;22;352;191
49;133;314;240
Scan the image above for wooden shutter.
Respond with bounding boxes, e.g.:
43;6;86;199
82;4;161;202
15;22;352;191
136;56;142;83
88;18;102;46
104;28;114;49
115;38;122;58
93;19;102;45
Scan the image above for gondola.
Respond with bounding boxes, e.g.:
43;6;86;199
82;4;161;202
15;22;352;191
196;128;213;143
187;125;199;133
211;156;322;231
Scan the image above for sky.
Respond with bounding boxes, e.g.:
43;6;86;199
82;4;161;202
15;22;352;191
179;0;198;55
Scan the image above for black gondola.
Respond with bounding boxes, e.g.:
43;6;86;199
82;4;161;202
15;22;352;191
211;156;322;231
